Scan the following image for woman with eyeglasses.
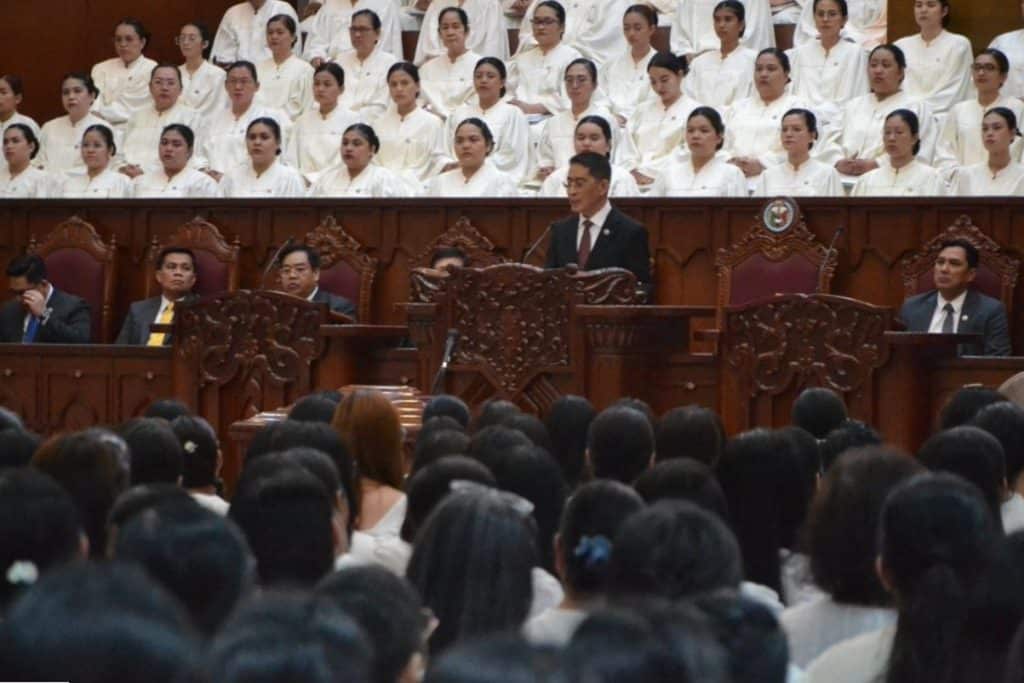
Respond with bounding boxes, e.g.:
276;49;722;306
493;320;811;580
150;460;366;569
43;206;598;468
514;0;629;66
132;124;220;197
374;62;448;187
1;124;50;198
37;73;113;175
58;124;132;198
414;0;509;65
332;10;396;125
672;0;774;57
428;118;517;196
684;1;757;109
954;107;1024;196
90;18;159;129
256;15;314;120
788;0;869;119
309;123;416;197
220;117;305;197
892;0;972;119
302;0;403;67
176;22;228;122
657;106;746;197
419;8;481;121
851;109;945;196
601;5;659;127
539;115;640;196
754;109;843;196
507;1;582;119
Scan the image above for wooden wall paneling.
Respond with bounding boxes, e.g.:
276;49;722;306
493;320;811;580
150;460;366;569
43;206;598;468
888;0;1018;55
43;354;113;432
0;352;40;430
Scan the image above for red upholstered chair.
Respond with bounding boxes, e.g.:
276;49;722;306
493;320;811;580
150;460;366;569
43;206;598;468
145;217;240;298
899;215;1020;320
28;216;116;343
300;216;378;321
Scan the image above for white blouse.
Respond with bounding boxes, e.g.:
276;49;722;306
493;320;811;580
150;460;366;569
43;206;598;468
990;29;1024;100
0;166;52;198
851;159;947;196
211;0;300;64
954;161;1024;196
516;0;630;66
37;113;118;175
539;162;640;196
59;167;133;198
335;47;397;124
309;162;417;197
725;94;839;170
793;0;887;50
257;56;315;120
90;56;160;127
374;106;449;182
446;99;531;181
753;158;844;196
414;0;509;64
934;96;1024;176
287;105;361;182
303;0;403;65
788;39;869;120
601;47;658;122
199;103;293;175
626;95;704;176
120;103;201;169
684;47;757;109
220;159;306;197
180;61;228;122
836;91;937;164
0;112;41;139
781;597;896;669
132;167;221;197
658;155;748;196
537;104;620;170
420;51;481;120
805;626;894;683
672;0;775;55
508;43;583;115
426;161;519;196
893;31;975;117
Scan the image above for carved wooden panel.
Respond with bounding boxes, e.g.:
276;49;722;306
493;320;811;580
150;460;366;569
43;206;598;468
301;215;378;321
410;216;508;269
146;215;241;297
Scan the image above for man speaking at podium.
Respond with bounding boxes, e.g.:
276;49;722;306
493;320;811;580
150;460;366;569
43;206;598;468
544;152;651;284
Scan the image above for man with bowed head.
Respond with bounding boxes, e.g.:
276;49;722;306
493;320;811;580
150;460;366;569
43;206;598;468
116;247;198;346
0;255;90;344
276;244;357;319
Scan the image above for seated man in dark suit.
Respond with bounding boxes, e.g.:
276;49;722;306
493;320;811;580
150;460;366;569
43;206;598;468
116;247;198;346
544;151;651;284
899;238;1011;356
0;254;91;344
278;244;357;319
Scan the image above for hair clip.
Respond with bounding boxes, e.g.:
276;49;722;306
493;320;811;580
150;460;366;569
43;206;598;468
573;535;611;569
449;479;535;518
6;560;39;586
183;440;198;453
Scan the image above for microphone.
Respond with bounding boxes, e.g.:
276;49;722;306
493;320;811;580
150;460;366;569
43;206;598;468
522;223;553;265
815;225;843;294
430;328;460;394
262;237;295;287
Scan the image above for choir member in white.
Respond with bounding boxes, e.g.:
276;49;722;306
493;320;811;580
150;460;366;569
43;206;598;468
673;0;775;57
427;118;518;196
988;2;1024;99
0;75;41;139
754;108;844;195
0;124;50;198
508;1;583;117
601;4;659;125
256;15;314;120
59;124;133;198
211;0;299;65
118;65;200;176
793;0;886;49
684;1;757;108
414;0;509;65
539;115;641;196
220;117;306;197
954;107;1024;196
515;0;631;65
374;62;449;186
334;10;397;124
309;123;417;196
90;19;159;129
892;0;973;118
626;52;703;185
657;106;748;196
288;63;361;183
199;61;292;178
131;124;220;197
419;8;481;120
446;57;531;181
852;109;946;195
37;73;114;175
936;49;1024;182
176;22;228;122
303;0;403;67
787;0;869;126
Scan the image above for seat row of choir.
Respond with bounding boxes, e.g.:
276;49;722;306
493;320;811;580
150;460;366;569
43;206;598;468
3;0;1024;197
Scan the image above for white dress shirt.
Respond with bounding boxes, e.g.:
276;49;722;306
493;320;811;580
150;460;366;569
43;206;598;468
684;47;757;109
836;91;938;165
37;113;118;175
539;163;640;197
805;625;894;683
990;29;1024;99
935;96;1024;179
508;43;583;115
0;166;52;198
303;0;403;64
211;1;300;64
374;106;449;183
446;98;531;181
753;158;844;196
851;160;947;197
334;47;398;125
927;289;967;334
256;55;315;120
90;56;160;127
132;167;221;198
287;105;361;183
419;50;481;120
308;162;418;197
180;61;229;122
538;104;621;170
198;103;292;174
427;161;519;196
626;95;704;177
219;158;306;197
673;0;774;55
601;47;658;122
893;30;975;118
516;0;630;66
787;39;869;123
782;597;896;669
954;162;1024;197
59;167;133;198
120;102;202;169
793;0;886;50
657;154;748;197
0;112;41;139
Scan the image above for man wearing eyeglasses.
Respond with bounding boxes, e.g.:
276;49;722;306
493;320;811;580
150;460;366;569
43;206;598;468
544;151;651;284
278;244;357;319
0;254;91;344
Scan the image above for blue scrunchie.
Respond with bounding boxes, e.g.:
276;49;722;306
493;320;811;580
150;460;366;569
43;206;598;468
573;534;611;569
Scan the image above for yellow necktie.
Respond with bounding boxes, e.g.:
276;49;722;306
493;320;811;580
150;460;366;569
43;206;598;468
146;302;175;347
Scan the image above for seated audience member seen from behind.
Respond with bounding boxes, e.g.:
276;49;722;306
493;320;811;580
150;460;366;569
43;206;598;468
586;404;654;484
899;238;1011;356
545;151;651;285
276;244;357;319
0;254;90;344
116;247;197;346
791;386;847;440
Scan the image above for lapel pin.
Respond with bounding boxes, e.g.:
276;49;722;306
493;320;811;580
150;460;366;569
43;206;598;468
602;229;610;236
961;314;969;320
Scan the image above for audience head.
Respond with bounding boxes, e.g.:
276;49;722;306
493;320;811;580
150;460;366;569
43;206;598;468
940;384;1005;429
0;404;24;431
655;405;725;466
586;405;654;484
144;398;192;421
401;455;496;542
472;398;521;432
791;387;847;438
971;401;1024;488
819;418;882;470
917;426;1007;528
425;634;564;683
332;389;405;489
500;412;553;451
0;427;41;468
692;591;789;683
412;427;471;473
289;392;342;423
545;395;596;488
119;417;184;485
633;458;729;519
468;424;531;471
107;483;196;546
423;394;471;428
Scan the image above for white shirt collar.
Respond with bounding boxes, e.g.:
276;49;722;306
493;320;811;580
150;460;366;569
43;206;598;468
307;286;319;302
579;200;613;231
938;288;968;312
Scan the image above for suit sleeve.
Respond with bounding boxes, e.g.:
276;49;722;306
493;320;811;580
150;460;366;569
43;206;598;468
115;308;138;345
984;303;1012;357
42;299;92;343
624;223;652;283
544;226;561;269
333;296;357;321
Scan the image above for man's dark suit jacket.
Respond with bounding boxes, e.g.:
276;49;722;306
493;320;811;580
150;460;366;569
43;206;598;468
899;288;1012;356
312;288;357;320
0;289;91;344
544;206;651;283
115;294;197;346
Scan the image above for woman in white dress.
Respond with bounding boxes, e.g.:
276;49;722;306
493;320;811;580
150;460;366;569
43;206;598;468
310;123;416;196
626;52;704;186
256;14;314;120
0;76;41;139
420;8;481;120
989;3;1024;99
414;0;509;64
754;109;844;195
852;109;946;196
955;107;1024;196
892;0;973;118
177;22;228;123
288;63;360;183
37;73;113;175
446;57;531;182
657;106;747;196
374;62;449;186
685;1;758;108
118;64;201;178
601;4;659;126
428;118;518;196
334;10;397;124
132;124;220;197
673;0;774;56
0;124;50;198
59;124;132;198
515;0;631;66
539;115;640;196
793;0;886;50
303;0;403;66
220;117;306;197
508;1;583;118
90;18;159;128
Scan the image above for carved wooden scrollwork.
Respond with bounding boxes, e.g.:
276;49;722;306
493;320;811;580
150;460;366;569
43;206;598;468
573;267;640;305
723;294;892;395
410;216;507;269
302;215;378;321
151;215;240;262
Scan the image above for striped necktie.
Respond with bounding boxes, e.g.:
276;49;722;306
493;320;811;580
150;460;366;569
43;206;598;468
146;302;175;347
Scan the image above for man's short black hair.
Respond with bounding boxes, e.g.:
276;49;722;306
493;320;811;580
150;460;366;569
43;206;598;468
423;394;471;428
279;244;321;270
119;418;185;485
939;238;979;270
144;399;192;422
791;387;848;439
430;247;467;269
6;254;46;283
155;247;196;270
570;151;612;182
587;405;654;484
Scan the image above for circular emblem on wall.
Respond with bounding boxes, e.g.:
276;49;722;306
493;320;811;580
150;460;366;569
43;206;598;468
762;198;797;234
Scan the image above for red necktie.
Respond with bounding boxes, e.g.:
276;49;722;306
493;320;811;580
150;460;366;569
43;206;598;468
578;220;593;267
